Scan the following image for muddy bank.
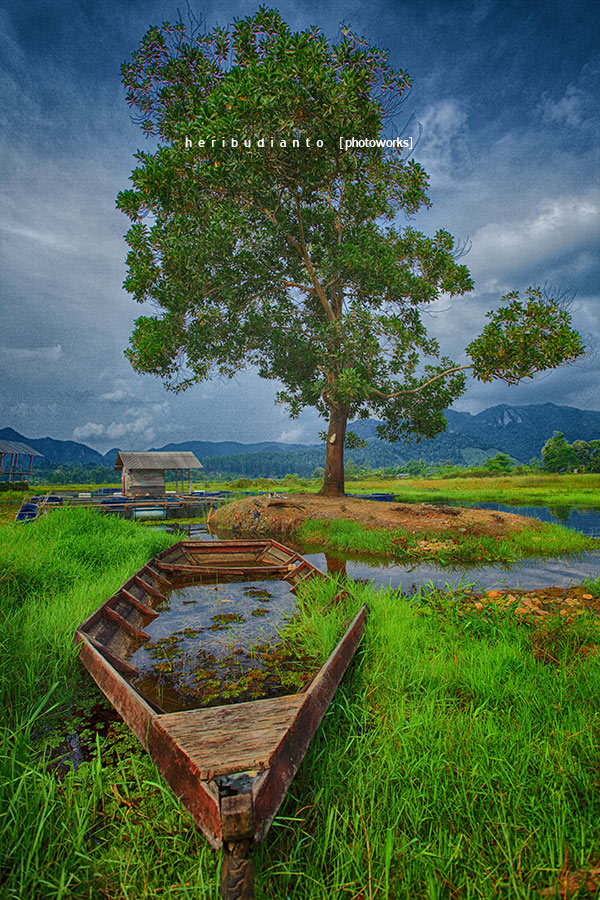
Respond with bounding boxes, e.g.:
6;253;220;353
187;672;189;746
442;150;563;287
209;493;539;538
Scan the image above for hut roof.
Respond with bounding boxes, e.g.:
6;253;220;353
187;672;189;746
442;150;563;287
0;439;43;457
114;451;203;471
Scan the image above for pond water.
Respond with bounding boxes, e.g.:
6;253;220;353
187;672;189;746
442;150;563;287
151;501;600;592
127;577;313;713
452;502;600;538
297;549;600;593
295;499;600;591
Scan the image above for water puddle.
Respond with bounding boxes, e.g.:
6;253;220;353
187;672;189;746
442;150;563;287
144;502;600;594
297;501;600;591
296;549;600;593
127;577;315;713
450;502;600;538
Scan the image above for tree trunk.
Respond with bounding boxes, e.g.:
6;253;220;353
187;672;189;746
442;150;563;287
319;405;349;497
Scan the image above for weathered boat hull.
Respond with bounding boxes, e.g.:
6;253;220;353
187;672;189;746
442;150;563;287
75;539;366;899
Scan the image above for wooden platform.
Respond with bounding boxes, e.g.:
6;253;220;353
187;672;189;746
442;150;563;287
158;694;306;780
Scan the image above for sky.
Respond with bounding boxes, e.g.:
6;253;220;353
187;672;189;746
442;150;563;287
1;0;598;453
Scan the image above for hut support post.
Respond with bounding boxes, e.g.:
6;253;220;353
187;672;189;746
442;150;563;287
218;775;255;900
188;468;191;495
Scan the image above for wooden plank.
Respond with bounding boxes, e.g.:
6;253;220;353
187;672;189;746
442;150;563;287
75;635;222;849
182;540;270;551
84;634;139;675
183;552;265;563
252;605;367;843
76;634;155;740
104;606;151;641
85;615;137;661
255;545;274;564
134;575;166;601
121;588;159;619
143;565;171;588
158;695;305;780
221;791;254;842
288;571;317;593
155;562;290;577
159;695;304;736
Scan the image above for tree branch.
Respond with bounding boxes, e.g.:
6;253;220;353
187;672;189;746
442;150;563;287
261;199;335;322
282;281;317;294
321;389;336;409
370;365;472;400
294;195;336;322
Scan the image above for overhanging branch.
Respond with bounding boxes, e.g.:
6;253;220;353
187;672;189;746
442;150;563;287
370;364;472;400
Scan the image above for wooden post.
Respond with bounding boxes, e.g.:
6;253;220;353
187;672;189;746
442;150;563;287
218;775;255;900
188;468;191;495
220;841;254;900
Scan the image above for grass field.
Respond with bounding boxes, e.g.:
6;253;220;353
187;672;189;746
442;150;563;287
348;473;600;507
1;509;599;898
298;518;599;564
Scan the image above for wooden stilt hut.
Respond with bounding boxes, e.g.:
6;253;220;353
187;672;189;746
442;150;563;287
114;451;203;497
0;439;43;482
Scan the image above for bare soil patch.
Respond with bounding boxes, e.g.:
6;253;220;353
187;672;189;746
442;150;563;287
209;493;538;538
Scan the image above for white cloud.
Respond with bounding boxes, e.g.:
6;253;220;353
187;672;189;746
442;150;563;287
124;402;168;417
277;425;307;444
468;193;600;276
100;388;130;402
73;422;105;439
414;98;470;188
73;413;159;444
0;344;63;362
104;418;155;441
540;84;595;128
0;222;75;252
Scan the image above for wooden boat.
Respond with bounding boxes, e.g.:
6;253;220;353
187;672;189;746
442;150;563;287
75;539;366;900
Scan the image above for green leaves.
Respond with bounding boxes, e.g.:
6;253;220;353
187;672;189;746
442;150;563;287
467;288;585;385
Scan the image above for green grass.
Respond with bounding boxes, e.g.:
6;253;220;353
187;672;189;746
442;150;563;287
258;579;600;899
9;472;599;519
1;510;599;898
297;517;599;564
345;473;600;507
0;509;174;720
194;472;600;507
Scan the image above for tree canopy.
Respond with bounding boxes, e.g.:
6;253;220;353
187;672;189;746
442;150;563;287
542;432;600;473
118;7;585;495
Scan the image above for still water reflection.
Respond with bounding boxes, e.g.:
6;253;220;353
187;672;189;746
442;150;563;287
154;501;600;591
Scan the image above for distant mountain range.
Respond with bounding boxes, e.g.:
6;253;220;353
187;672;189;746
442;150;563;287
0;427;107;466
2;403;600;476
350;402;600;464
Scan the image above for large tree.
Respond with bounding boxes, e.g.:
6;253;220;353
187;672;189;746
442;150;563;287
118;8;585;496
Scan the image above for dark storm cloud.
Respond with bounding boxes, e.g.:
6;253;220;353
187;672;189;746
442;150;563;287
1;0;598;451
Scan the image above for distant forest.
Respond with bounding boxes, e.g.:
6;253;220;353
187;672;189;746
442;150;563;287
28;436;499;484
3;403;600;484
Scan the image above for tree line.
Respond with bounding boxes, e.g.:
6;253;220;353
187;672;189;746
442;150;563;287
541;433;600;473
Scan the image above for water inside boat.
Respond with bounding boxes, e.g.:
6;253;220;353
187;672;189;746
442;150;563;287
127;576;314;713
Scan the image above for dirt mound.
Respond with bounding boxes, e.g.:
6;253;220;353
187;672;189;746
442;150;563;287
209;493;537;538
